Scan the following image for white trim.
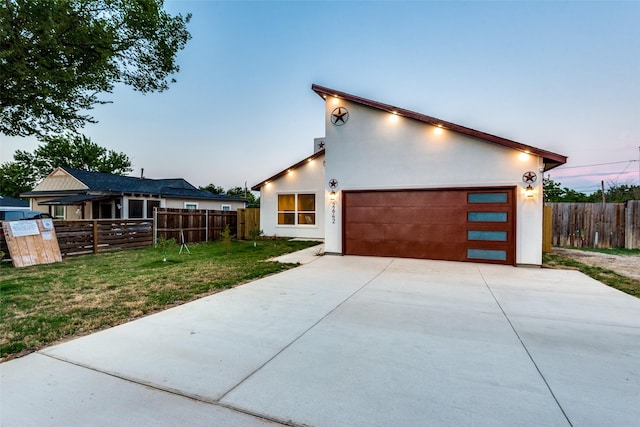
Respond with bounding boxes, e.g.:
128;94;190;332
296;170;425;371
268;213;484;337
277;192;317;226
184;202;198;210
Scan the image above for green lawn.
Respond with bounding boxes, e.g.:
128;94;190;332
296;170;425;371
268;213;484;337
0;239;321;361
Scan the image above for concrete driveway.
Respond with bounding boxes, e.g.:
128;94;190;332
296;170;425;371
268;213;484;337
2;255;639;426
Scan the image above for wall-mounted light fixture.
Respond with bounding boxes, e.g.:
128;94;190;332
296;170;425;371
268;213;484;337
329;191;337;201
525;185;534;198
117;204;122;210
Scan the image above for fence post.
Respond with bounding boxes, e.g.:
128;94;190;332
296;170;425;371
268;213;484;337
92;220;99;254
542;205;552;253
153;207;157;246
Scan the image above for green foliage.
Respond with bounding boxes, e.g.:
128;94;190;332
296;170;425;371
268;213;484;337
220;224;233;254
156;236;176;262
1;133;132;196
0;0;191;137
0;161;35;198
544;177;640;203
199;183;260;206
226;186;258;205
199;183;224;194
249;228;263;241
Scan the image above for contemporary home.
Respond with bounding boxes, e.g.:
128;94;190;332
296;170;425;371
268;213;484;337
22;167;247;220
252;84;567;266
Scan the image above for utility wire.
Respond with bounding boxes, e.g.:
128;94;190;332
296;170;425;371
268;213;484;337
555;159;637;170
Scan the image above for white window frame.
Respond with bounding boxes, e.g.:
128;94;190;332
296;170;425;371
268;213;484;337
277;193;316;226
53;205;65;219
221;204;231;211
184;202;198;210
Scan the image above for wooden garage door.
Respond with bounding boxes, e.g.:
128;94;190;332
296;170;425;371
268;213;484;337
343;188;515;265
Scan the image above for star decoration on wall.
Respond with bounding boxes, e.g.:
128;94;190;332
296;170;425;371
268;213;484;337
331;107;349;126
522;171;537;183
328;178;339;189
317;141;325;149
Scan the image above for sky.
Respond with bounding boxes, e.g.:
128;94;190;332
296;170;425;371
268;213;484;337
1;0;639;195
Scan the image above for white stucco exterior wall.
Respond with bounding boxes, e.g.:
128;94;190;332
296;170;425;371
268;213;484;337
259;154;325;239
322;99;545;265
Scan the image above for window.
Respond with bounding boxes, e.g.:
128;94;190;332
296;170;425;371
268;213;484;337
278;193;315;225
221;204;231;211
184;202;198;210
128;200;144;218
53;205;65;219
147;200;160;218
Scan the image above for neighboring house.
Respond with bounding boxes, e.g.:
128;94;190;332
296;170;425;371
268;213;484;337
21;167;247;220
0;196;30;210
252;84;567;266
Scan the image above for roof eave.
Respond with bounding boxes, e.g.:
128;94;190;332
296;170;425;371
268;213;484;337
252;149;325;191
311;84;567;168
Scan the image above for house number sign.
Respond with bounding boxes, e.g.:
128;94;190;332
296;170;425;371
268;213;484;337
331;202;335;224
329;179;339;224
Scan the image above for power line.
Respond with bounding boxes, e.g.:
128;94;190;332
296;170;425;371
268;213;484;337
555;159;637;170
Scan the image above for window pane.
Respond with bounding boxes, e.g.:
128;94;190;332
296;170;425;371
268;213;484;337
147;201;160;218
278;194;295;211
467;249;507;261
129;200;144;218
297;194;315;211
468;193;508;203
467;230;507;241
298;213;315;225
468;212;507;222
278;212;295;225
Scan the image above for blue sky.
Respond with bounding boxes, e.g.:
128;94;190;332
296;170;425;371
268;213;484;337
1;0;639;194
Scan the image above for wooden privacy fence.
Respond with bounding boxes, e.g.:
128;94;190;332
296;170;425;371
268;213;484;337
1;219;153;259
55;220;153;257
237;208;261;240
547;201;640;249
154;208;237;244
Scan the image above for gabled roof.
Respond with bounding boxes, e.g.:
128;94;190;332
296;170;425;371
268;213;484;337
312;84;567;171
251;149;325;191
22;168;248;202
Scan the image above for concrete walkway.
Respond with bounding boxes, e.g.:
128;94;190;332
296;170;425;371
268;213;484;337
2;256;639;426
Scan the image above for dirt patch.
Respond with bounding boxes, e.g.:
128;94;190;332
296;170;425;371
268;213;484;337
552;248;640;280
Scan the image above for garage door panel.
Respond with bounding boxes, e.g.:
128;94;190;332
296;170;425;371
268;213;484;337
346;190;467;207
344;188;515;265
348;206;467;225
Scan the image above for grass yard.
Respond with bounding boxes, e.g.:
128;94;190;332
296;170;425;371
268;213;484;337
543;249;640;298
0;239;321;361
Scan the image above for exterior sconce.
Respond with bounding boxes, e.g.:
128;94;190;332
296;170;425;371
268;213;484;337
117;204;122;210
329;191;337;201
525;185;534;198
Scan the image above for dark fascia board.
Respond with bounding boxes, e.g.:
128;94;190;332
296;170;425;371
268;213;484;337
251;149;325;191
20;190;119;198
311;84;567;171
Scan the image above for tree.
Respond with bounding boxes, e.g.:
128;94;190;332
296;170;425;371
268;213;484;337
0;161;36;198
226;186;258;206
1;133;132;197
543;177;563;202
199;184;224;194
0;0;191;137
